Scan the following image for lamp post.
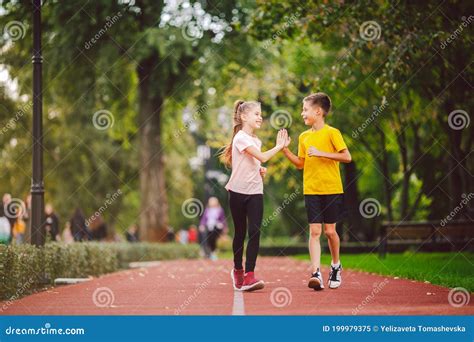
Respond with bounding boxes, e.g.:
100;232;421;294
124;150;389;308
30;0;45;246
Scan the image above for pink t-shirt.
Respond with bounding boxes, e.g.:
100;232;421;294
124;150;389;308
225;130;263;195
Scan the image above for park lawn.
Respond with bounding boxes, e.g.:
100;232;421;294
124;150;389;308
294;252;474;292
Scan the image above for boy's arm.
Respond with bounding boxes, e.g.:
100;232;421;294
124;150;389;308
282;147;305;169
308;147;352;163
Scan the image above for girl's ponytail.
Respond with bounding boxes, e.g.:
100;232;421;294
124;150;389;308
220;100;245;167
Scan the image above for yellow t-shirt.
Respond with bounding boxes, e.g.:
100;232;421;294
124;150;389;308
298;124;348;195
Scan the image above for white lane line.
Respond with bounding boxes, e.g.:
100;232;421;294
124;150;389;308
232;290;245;315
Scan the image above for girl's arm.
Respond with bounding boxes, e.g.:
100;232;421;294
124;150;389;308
244;129;287;163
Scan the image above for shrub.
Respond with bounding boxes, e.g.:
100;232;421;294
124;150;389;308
0;242;199;301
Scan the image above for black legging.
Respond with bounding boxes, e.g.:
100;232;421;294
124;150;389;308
229;190;263;273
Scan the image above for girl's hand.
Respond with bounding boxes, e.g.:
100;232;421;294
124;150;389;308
276;129;288;149
308;146;325;157
259;167;267;179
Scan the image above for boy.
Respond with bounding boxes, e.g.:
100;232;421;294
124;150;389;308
283;92;351;290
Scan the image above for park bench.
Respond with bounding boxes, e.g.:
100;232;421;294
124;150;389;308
378;220;474;257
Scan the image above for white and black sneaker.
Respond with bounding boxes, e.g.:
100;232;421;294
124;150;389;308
308;269;324;291
328;264;342;289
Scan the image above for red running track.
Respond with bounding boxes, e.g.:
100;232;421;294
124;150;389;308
1;257;473;315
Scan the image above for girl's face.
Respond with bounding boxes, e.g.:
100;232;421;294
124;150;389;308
242;105;263;130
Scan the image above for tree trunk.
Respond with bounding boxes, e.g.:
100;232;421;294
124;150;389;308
343;161;363;241
378;128;394;221
444;100;468;214
137;56;169;242
397;126;409;218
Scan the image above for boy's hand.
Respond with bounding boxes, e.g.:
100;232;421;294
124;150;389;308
308;146;325;157
284;135;291;148
259;167;267;179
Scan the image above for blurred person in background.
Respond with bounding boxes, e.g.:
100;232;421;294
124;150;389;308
88;214;108;241
45;203;60;242
188;224;198;244
176;228;189;244
12;206;26;244
199;197;227;260
70;208;90;241
125;224;139;242
61;221;74;244
1;193;15;242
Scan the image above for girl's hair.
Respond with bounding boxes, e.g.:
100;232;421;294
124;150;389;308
220;100;260;167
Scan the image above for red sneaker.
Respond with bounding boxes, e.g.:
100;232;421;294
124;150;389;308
241;272;265;291
231;269;244;290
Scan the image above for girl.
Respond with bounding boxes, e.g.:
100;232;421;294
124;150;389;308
222;100;288;291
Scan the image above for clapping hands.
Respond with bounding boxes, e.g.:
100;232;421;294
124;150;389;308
276;129;291;150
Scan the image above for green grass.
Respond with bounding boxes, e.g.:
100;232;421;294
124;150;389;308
293;252;474;291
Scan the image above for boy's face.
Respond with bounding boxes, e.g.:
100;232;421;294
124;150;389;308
301;101;322;126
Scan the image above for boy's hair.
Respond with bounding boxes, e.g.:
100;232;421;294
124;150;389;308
303;92;332;116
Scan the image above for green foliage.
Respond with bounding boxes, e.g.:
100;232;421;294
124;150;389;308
294;252;474;292
0;242;199;300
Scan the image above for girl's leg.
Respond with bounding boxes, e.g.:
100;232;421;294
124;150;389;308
244;194;263;273
309;223;322;273
229;191;247;270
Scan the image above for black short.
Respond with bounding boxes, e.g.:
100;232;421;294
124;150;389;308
304;194;344;224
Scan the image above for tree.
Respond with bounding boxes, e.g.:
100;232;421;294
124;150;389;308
0;0;251;241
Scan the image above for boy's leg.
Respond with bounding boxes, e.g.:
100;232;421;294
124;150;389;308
324;223;340;264
322;194;343;265
229;191;247;270
309;223;322;273
304;195;324;274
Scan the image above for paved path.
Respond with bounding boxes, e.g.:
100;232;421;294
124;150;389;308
2;257;473;315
